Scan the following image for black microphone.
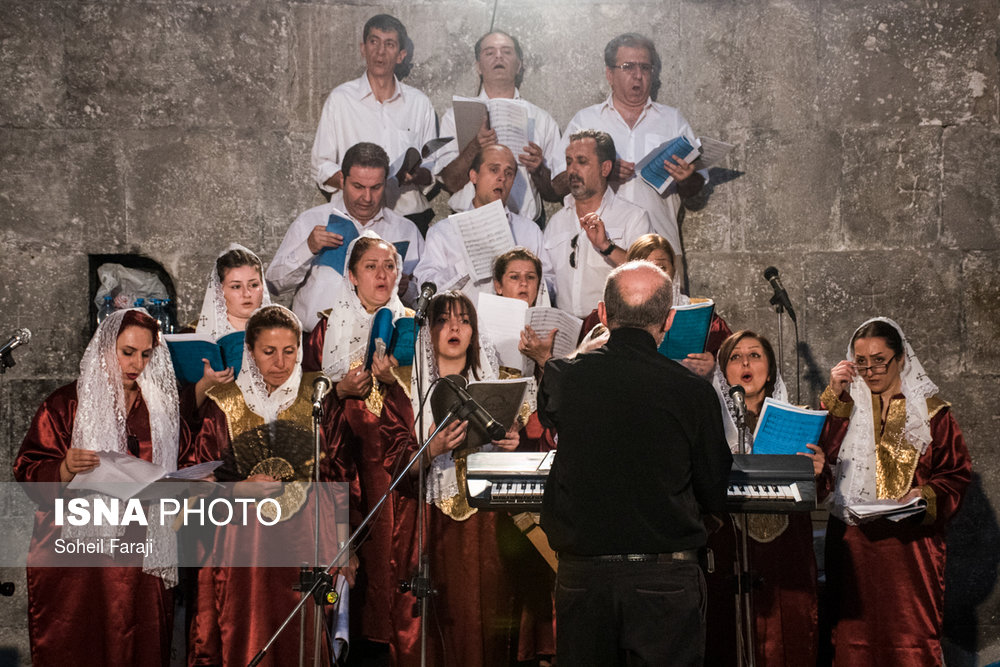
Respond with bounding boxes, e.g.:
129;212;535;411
0;328;31;356
312;374;332;413
729;385;747;422
414;282;437;324
763;266;796;323
443;375;507;441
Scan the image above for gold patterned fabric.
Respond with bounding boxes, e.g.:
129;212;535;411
743;513;790;543
437;454;478;521
821;385;853;419
206;371;324;520
873;394;919;501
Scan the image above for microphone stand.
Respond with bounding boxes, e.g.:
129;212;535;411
410;315;431;667
734;409;756;667
248;404;461;667
768;293;801;403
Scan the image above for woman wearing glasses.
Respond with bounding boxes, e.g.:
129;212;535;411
819;317;971;665
14;309;198;666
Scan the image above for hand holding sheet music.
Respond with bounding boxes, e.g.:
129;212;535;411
452;199;515;287
751;398;828;456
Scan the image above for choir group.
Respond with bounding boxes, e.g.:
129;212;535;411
12;12;971;667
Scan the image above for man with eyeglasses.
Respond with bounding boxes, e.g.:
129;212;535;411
543;129;651;317
556;33;705;264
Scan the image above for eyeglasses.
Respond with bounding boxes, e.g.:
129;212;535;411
569;234;579;269
610;62;654;75
856;357;896;375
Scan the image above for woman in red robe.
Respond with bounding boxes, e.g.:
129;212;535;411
188;304;359;667
14;308;197;667
706;330;825;666
397;291;522;667
491;247;558;664
302;231;421;665
819;317;971;666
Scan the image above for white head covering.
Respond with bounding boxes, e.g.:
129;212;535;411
321;231;406;381
66;307;180;584
196;243;272;339
410;294;500;514
236;305;304;423
830;317;938;524
711;337;788;455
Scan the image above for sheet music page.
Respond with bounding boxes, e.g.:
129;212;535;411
452;199;515;285
67;450;168;500
657;299;714;360
692;136;736;170
487;98;532;153
848;497;927;522
477;292;529;372
751;398;828;455
525;307;583;360
453;96;489;151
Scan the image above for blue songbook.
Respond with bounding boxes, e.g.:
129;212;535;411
364;308;416;369
315;214;360;275
637;136;701;194
164;331;245;385
751;398;828;456
658;300;714;361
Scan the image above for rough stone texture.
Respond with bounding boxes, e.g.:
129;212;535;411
0;0;998;663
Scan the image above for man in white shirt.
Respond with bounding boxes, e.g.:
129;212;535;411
269;142;425;331
311;14;438;233
434;31;563;225
556;33;704;260
416;144;555;298
545;130;652;318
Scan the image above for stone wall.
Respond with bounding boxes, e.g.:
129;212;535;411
1;0;997;663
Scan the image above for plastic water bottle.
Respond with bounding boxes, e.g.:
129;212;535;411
96;295;115;325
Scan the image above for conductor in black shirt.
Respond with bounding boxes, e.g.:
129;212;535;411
539;260;732;666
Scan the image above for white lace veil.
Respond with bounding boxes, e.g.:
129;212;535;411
409;294;500;514
830;317;938;524
711;350;788;455
66;307;180;584
236;305;304;423
196;243;272;339
321;231;406;381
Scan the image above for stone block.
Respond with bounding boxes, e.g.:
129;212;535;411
960;252;1000;373
730;129;842;252
801;249;964;380
840;125;942;249
0;2;66;128
0;246;92;382
0;130;125;251
818;3;999;127
120;129;268;250
942;125;1000;251
680;0;822;133
62;3;291;129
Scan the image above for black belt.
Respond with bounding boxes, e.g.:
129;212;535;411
558;550;699;564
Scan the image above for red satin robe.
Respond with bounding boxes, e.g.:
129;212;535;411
13;382;196;667
819;392;972;666
302;314;423;649
704;512;819;666
187;387;354;667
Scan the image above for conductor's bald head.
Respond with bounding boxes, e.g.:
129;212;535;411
599;261;674;339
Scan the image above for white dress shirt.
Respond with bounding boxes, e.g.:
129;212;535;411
265;195;425;331
311;73;438;216
560;95;703;258
414;208;555;300
543;187;652;318
434;89;564;222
